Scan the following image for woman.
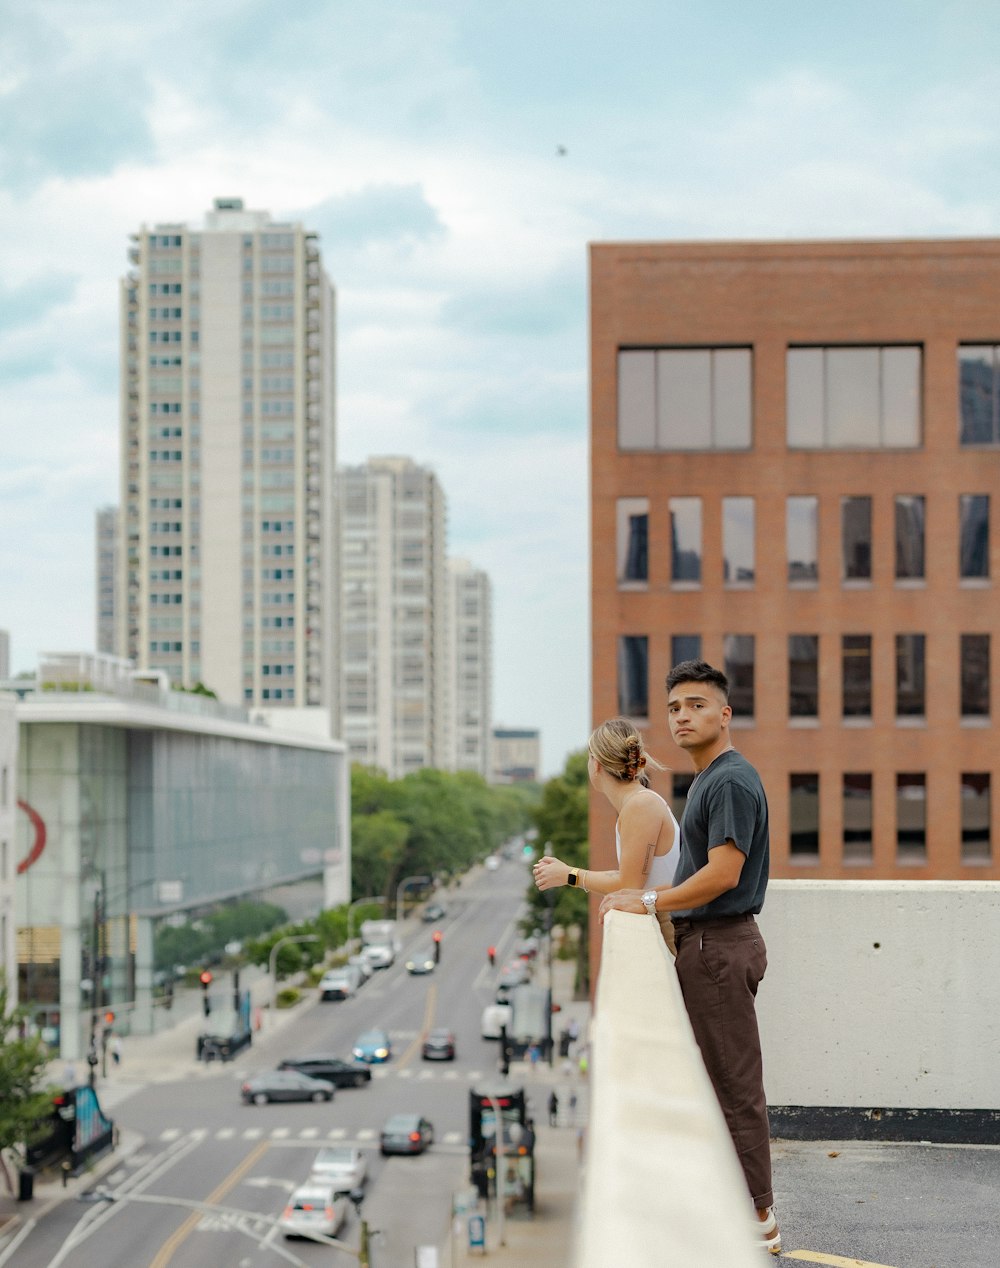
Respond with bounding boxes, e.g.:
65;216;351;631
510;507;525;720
532;718;679;953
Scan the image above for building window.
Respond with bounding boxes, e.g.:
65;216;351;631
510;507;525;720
961;773;991;865
960;633;990;718
616;497;649;586
617;347;752;451
787;497;818;584
789;635;819;719
895;633;925;718
959;494;989;580
896;773;926;864
724;634;754;719
670;497;702;584
617;635;649;719
842;635;872;719
841;496;872;582
789;774;819;859
842;773;873;865
894;495;925;581
670;635;701;667
722;497;754;585
959;345;1000;445
787;345;921;448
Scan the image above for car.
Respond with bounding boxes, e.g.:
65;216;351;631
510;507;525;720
280;1179;349;1239
380;1112;435;1156
421;1027;456;1060
352;1028;392;1063
484;855;501;870
318;966;361;1001
309;1144;367;1192
515;936;540;961
361;944;394;970
240;1070;335;1106
405;948;436;975
481;1003;512;1039
422;902;448;923
348;953;373;983
277;1055;372;1088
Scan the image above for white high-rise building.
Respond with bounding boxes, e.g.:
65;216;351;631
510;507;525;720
119;198;338;716
338;457;448;777
448;559;492;777
96;506;120;656
0;629;9;681
0;692;17;1002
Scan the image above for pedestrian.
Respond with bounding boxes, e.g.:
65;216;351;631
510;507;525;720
569;1089;578;1123
487;945;496;967
567;1017;580;1045
548;1089;559;1126
111;1035;122;1067
528;1042;540;1071
533;718;680;955
599;659;780;1255
577;1047;588;1079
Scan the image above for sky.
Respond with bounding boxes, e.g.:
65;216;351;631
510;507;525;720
3;1;1000;775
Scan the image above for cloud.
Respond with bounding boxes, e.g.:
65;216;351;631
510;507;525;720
307;183;446;253
0;272;77;334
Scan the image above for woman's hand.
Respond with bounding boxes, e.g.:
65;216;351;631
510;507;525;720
533;855;570;891
598;888;646;922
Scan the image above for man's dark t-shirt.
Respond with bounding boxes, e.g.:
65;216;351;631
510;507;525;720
672;749;769;919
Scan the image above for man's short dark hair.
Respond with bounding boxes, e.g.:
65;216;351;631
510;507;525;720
665;659;730;700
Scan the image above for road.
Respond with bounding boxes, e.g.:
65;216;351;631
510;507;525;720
6;858;537;1268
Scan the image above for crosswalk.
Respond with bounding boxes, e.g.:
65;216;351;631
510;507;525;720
157;1124;468;1146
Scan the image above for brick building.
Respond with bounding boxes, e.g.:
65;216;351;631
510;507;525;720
590;238;1000;880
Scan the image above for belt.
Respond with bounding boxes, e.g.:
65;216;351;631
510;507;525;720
672;912;756;933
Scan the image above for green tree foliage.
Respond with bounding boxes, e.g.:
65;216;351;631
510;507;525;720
154;900;287;970
0;989;56;1159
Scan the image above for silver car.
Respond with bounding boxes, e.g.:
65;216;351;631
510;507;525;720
280;1179;348;1239
310;1144;367;1192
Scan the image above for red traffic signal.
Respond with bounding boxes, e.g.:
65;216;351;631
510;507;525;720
432;930;442;943
199;970;213;986
103;1010;115;1025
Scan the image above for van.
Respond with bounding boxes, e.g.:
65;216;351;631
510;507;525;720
481;1002;512;1039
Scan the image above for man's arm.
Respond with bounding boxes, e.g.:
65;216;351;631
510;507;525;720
598;841;745;920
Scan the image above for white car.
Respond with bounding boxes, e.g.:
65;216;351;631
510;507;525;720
361;944;394;970
280;1180;349;1239
319;966;361;1001
481;1002;512;1039
484;855;501;871
310;1144;367;1193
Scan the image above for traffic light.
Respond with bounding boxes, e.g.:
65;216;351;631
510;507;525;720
200;969;213;1016
103;1011;115;1026
487;945;496;967
432;930;442;963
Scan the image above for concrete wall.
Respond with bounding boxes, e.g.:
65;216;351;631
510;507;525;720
757;879;1000;1110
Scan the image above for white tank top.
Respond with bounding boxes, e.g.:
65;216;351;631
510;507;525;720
615;798;681;886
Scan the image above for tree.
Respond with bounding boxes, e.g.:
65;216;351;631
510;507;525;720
0;989;56;1193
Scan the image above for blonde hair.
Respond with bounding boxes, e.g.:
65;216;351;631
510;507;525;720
588;718;665;784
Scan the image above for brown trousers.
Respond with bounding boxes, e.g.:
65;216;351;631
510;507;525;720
673;914;773;1209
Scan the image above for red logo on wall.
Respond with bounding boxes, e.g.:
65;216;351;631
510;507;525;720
17;800;47;873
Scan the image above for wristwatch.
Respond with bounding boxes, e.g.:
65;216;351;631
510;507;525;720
641;890;657;916
567;869;580;887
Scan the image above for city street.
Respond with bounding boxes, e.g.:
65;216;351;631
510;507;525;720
2;859;545;1268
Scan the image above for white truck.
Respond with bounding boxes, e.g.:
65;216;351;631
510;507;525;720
360;919;400;969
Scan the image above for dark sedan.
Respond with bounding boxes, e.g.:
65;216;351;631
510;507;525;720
380;1113;435;1155
277;1055;372;1088
421;1028;456;1061
241;1070;335;1106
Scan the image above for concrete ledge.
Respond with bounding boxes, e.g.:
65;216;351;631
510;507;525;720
771;1105;1000;1145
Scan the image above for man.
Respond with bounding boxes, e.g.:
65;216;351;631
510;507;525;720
599;660;779;1255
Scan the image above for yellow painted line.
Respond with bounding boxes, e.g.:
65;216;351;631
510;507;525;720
396;981;438;1069
149;1138;270;1266
785;1252;902;1268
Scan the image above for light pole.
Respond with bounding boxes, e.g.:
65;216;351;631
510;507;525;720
395;874;431;927
268;934;319;1016
347;895;386;947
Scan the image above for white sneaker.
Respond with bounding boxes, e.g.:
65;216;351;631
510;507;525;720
755;1206;781;1255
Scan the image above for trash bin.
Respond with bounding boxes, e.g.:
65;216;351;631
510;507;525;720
18;1170;34;1202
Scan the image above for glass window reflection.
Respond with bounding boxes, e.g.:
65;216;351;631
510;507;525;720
789;774;820;858
961;773;991;864
724;634;755;719
670;497;702;584
958;345;1000;446
842;773;873;864
787;496;818;584
617;635;649;718
959;494;989;580
896;773;926;864
722;497;755;584
842;635;872;719
616;497;649;586
841;496;872;581
895;633;926;718
960;633;990;718
789;635;819;718
894;495;925;581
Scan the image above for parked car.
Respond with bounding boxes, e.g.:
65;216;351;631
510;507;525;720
405;948;436;975
310;1144;367;1192
241;1071;335;1106
348;954;373;984
481;1003;511;1039
421;1028;456;1061
515;936;540;960
352;1028;392;1063
484;855;501;871
380;1112;435;1156
422;902;448;923
318;966;362;1001
361;944;394;970
280;1179;349;1239
277;1055;372;1088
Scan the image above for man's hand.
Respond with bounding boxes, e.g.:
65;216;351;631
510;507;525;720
598;888;647;922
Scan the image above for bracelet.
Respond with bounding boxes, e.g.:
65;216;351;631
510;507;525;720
581;869;588;893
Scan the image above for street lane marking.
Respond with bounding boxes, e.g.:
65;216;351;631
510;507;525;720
327;1127;347;1138
160;1129;181;1141
357;1128;375;1139
396;983;437;1069
443;1132;462;1144
148;1138;270;1268
299;1127;319;1137
785;1253;902;1267
269;1127;290;1138
242;1128;262;1139
216;1128;234;1139
398;1069;414;1079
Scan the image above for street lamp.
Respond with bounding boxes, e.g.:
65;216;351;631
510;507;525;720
395;874;431;926
268;934;319;1016
347;895;387;947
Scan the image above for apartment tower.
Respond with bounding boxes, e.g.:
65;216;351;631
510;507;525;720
338;457;448;776
119;198;337;714
448;558;493;777
591;238;1000;881
96;505;120;656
